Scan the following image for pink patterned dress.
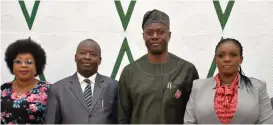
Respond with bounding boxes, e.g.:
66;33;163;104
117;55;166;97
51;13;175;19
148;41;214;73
1;81;51;124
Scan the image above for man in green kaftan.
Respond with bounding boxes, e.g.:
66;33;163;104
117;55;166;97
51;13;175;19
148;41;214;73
117;9;199;124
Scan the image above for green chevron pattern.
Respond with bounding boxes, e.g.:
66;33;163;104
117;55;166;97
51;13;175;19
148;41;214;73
19;0;46;81
115;0;136;31
16;0;238;81
111;38;134;79
213;0;235;30
207;0;235;77
19;0;40;30
111;0;136;79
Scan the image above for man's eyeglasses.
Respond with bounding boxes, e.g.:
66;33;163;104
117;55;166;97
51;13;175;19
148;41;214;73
13;60;34;65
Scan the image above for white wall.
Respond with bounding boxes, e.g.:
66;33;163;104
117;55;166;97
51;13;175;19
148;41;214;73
1;0;273;97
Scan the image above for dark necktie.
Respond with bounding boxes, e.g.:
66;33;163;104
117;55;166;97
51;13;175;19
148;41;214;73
84;79;92;111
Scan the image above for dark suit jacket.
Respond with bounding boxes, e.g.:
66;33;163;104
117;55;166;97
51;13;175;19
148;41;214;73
44;73;118;124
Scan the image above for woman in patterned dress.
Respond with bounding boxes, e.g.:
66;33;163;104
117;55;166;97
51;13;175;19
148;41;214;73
184;38;273;124
1;39;51;124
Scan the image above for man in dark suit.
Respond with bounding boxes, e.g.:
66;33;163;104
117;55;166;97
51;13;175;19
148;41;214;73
45;39;118;124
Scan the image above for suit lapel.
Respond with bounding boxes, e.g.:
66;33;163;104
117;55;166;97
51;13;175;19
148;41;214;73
69;73;89;113
90;73;105;112
207;78;221;123
231;76;245;123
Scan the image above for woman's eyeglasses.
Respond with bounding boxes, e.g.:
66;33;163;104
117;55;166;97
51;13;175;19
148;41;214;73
13;60;34;65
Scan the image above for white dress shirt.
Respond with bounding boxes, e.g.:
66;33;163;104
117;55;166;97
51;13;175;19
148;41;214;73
77;72;96;93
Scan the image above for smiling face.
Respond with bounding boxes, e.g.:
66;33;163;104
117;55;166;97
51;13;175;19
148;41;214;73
13;53;37;81
215;41;243;76
143;23;171;55
75;40;101;77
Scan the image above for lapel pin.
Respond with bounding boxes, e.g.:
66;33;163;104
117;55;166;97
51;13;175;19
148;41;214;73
175;89;182;99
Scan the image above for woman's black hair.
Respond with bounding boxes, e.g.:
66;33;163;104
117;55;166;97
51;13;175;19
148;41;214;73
4;38;46;76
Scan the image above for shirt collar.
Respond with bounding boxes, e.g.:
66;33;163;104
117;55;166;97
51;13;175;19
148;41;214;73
77;72;97;84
